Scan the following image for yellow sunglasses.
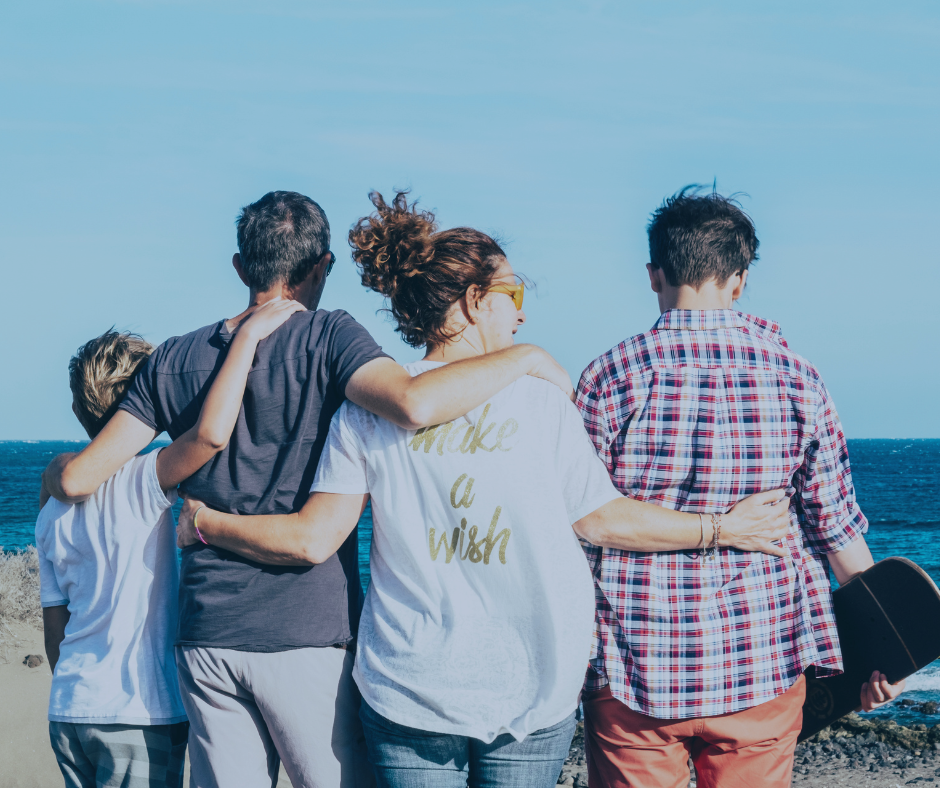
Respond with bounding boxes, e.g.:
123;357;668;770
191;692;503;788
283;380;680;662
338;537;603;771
485;283;524;310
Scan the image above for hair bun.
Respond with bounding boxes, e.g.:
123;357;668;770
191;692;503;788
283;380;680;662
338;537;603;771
349;190;437;298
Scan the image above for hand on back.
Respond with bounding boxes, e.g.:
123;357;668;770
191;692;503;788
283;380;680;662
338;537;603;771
177;498;206;549
720;490;792;556
525;347;574;401
237;298;306;343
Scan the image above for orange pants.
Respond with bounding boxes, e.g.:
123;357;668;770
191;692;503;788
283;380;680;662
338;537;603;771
582;676;805;788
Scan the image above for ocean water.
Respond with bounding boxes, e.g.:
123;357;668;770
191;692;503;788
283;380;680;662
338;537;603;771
3;439;939;722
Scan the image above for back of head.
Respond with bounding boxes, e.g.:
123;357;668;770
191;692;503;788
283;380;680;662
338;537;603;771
69;330;154;438
647;187;759;288
348;190;506;348
236;191;331;291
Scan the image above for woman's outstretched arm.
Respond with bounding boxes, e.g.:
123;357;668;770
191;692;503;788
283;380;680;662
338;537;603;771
176;492;369;566
573;490;792;556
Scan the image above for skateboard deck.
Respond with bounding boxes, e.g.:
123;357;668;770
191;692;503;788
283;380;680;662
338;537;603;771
800;557;940;742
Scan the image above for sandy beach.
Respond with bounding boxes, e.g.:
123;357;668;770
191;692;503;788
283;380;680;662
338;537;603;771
0;623;294;788
7;623;940;788
0;542;934;788
0;624;61;788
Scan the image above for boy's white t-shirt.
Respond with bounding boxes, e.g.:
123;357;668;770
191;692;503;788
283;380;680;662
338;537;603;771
35;448;186;725
311;360;620;742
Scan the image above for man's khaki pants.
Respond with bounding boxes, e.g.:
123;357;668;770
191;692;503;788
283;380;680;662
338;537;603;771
583;675;805;788
177;645;376;788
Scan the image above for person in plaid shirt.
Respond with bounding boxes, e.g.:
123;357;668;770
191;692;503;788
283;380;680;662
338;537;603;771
575;188;905;788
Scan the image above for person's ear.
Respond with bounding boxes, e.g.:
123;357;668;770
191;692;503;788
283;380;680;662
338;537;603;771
731;269;748;301
232;253;251;288
647;264;664;294
464;284;484;325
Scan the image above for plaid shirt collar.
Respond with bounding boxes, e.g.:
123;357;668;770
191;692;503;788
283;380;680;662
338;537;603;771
654;309;787;345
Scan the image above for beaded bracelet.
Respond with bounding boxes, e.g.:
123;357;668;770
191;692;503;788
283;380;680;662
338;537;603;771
710;512;722;559
193;505;209;546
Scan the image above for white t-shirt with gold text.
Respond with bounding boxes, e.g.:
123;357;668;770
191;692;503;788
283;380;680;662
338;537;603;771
310;360;620;742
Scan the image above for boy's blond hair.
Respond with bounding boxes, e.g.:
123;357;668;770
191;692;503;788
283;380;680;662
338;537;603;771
69;329;154;437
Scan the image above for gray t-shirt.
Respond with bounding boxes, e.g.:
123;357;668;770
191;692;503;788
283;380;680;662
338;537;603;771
119;309;388;651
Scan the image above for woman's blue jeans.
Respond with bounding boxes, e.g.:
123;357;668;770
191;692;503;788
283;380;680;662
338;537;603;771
360;702;576;788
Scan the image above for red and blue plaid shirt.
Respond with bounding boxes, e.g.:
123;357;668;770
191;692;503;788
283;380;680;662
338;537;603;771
576;309;867;719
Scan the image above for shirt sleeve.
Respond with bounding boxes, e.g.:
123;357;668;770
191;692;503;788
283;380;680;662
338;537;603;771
309;404;370;495
575;364;614;473
554;393;622;525
326;311;392;398
125;449;178;526
117;343;165;433
36;529;68;608
797;384;868;552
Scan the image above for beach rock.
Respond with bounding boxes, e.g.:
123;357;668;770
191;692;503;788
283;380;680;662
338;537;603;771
921;702;940;715
22;654;43;668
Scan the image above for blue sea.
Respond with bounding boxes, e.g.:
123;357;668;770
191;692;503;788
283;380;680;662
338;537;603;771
3;439;940;723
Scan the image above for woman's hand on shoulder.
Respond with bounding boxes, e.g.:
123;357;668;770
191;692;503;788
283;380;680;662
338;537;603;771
521;346;574;401
719;490;791;556
237;298;306;344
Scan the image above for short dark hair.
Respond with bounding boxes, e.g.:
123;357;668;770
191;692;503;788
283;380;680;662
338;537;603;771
236;191;331;291
647;186;759;288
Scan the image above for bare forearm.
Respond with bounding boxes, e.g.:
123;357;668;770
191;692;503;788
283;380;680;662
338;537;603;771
347;346;544;430
156;335;259;489
41;453;85;504
575;498;703;551
195;509;314;565
827;536;875;586
181;493;365;566
575;489;790;556
193;334;258;447
42;606;70;673
45;641;62;673
43;412;157;502
404;345;542;426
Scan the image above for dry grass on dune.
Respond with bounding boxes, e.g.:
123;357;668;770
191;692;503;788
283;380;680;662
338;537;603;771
0;547;42;644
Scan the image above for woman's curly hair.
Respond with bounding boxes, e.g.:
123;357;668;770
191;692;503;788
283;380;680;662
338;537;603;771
348;190;506;348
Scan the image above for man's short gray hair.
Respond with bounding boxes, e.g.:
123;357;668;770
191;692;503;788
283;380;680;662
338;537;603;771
236;191;331;291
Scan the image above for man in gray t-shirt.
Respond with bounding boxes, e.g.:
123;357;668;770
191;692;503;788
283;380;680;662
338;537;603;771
43;191;570;788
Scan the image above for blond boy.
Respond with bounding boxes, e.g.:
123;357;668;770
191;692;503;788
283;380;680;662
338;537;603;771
37;299;302;788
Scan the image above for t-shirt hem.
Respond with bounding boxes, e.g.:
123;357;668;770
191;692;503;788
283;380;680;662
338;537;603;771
176;640;353;652
48;712;188;725
360;689;578;744
603;668;807;719
41;599;69;608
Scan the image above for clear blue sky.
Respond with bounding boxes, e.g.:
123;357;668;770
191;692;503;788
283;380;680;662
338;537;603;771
2;1;938;440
